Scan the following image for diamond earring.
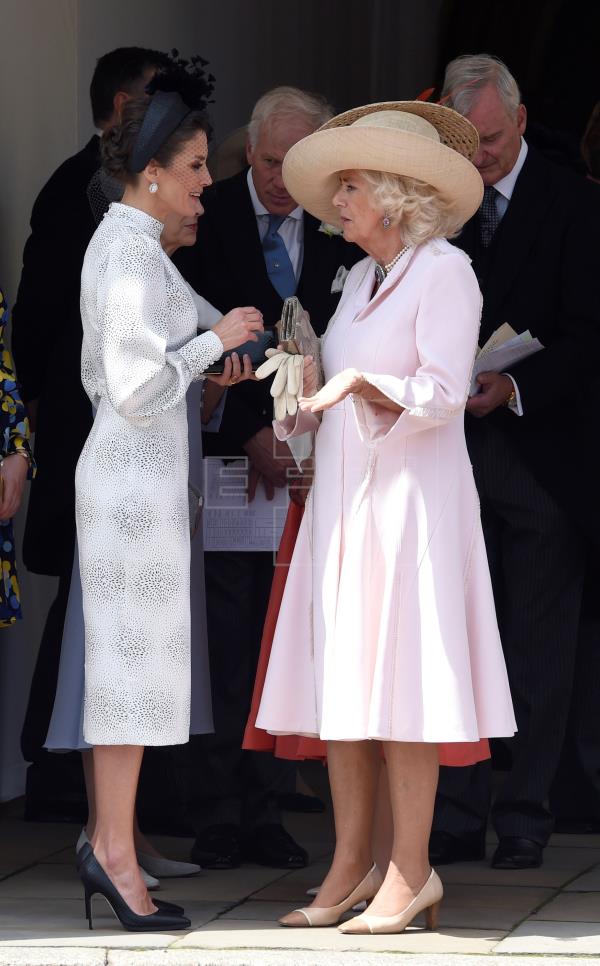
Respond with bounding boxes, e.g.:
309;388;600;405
382;213;391;229
149;182;158;194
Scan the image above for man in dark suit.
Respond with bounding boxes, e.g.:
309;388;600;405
12;46;168;813
429;54;600;869
175;86;361;869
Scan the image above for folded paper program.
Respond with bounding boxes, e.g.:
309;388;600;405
470;324;544;396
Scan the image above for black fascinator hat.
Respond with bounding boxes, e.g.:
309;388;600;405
127;49;215;173
146;48;215;111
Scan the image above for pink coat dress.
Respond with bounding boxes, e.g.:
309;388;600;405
256;239;516;744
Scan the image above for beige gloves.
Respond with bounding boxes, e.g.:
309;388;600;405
255;348;305;420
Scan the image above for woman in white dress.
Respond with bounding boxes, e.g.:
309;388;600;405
76;82;263;931
45;211;230;889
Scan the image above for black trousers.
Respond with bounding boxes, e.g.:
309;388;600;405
186;550;294;832
434;421;586;845
549;560;600;823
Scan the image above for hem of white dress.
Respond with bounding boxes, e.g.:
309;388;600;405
83;735;192;746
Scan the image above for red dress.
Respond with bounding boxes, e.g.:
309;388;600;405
243;501;491;766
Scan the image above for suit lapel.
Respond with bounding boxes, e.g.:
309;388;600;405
298;214;321;293
481;150;557;325
212;172;269;290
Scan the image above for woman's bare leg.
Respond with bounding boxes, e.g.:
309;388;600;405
85;747;164;859
90;745;155;916
82;750;96;839
365;741;438;917
280;740;379;925
372;760;393;873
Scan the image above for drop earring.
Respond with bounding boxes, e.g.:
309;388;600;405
149;182;158;194
382;213;391;229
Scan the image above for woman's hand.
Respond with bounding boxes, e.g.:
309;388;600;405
206;352;255;387
0;453;29;520
299;368;364;413
213;307;264;352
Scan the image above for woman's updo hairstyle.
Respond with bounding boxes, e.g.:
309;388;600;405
101;49;215;185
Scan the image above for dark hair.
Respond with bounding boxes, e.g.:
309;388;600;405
101;98;211;184
90;47;170;126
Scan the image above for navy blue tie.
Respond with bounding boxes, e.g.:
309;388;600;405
262;214;297;299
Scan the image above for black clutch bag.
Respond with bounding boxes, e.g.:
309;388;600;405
204;329;277;374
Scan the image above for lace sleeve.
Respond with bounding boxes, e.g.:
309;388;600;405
97;235;223;424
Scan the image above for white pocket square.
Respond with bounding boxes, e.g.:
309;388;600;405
331;265;350;294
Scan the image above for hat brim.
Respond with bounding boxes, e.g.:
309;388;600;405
282;125;483;229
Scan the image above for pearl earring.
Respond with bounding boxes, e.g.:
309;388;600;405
149;182;158;194
382;214;391;229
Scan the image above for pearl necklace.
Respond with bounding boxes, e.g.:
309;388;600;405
374;245;410;287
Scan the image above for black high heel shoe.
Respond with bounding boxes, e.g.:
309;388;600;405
154;898;185;915
78;844;190;932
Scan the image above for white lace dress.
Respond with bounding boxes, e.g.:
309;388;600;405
77;202;223;746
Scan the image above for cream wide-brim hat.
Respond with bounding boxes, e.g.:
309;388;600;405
282;101;484;228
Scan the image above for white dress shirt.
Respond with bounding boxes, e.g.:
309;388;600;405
247;168;304;280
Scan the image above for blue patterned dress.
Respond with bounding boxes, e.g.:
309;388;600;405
0;287;34;626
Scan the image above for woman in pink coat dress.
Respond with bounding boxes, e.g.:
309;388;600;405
255;102;516;935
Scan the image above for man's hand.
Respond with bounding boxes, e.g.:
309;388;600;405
243;427;295;502
466;372;514;418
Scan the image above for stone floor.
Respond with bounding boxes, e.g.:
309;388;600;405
1;794;600;965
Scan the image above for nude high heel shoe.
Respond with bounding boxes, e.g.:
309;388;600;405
338;867;443;935
279;863;382;927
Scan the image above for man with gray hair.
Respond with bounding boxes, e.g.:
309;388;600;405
176;85;360;870
429;54;600;869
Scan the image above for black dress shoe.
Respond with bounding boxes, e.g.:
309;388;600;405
190;823;241;870
428;830;486;865
241;823;308;868
276;792;326;814
491;837;543;869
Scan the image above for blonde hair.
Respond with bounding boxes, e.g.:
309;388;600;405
360;169;463;246
248;86;333;148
